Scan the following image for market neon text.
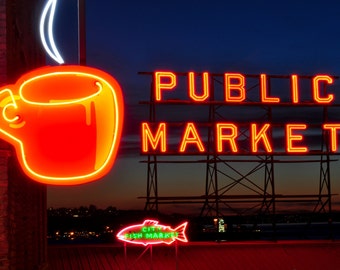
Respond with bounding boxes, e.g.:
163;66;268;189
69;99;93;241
141;122;340;154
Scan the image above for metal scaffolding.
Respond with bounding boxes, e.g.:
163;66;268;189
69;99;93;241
139;72;339;225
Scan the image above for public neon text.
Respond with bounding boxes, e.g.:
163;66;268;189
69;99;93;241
153;71;335;104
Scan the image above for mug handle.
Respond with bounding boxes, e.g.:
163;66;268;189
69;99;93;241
0;88;19;123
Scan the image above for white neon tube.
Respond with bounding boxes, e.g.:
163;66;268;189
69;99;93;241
39;0;64;64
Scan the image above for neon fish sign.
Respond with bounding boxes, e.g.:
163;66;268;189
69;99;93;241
116;220;188;246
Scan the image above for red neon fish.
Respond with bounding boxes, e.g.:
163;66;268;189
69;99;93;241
116;219;188;246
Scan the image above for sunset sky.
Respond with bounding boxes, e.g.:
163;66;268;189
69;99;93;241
46;0;340;214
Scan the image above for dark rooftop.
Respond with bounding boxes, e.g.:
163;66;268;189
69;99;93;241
48;240;340;270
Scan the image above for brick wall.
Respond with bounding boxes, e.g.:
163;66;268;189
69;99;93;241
0;150;10;269
0;0;6;84
0;0;47;269
5;0;45;82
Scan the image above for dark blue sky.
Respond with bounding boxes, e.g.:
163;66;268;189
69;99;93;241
47;0;340;212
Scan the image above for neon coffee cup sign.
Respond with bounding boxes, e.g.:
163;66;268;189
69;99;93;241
0;0;124;185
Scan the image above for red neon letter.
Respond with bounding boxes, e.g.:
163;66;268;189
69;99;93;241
188;72;209;102
323;124;340;152
224;73;245;102
179;122;205;152
141;122;167;152
154;71;176;101
260;74;280;103
313;75;334;104
291;74;299;103
286;124;308;153
251;123;272;153
216;123;238;152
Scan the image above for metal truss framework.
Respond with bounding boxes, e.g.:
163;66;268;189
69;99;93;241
139;72;338;225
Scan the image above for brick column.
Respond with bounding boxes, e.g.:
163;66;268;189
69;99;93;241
0;150;10;269
0;1;10;268
0;0;47;269
0;0;6;84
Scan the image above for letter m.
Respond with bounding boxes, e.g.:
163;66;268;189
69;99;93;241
142;122;167;152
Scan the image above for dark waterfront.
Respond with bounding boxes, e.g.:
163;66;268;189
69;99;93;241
47;206;340;244
47;207;340;269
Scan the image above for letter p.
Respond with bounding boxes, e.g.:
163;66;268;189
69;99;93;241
154;71;176;101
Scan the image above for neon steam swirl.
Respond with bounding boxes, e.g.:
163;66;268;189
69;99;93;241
39;0;64;64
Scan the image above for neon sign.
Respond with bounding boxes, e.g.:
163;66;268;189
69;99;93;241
0;0;125;185
40;0;64;64
0;65;124;185
116;220;188;246
141;71;340;155
153;72;334;104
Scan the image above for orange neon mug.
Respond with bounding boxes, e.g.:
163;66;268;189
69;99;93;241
0;65;124;185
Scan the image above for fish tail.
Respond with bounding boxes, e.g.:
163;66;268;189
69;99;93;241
174;222;188;243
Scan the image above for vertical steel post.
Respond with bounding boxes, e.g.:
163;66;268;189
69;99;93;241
264;75;276;237
201;74;219;217
77;0;86;65
145;80;158;211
